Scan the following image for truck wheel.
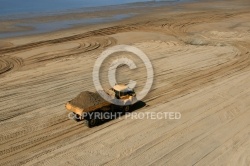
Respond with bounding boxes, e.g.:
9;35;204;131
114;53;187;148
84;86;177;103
87;118;98;128
123;105;130;112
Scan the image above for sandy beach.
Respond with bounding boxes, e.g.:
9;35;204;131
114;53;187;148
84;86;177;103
0;0;250;165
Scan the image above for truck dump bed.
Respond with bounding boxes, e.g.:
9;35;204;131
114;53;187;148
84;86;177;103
65;91;111;115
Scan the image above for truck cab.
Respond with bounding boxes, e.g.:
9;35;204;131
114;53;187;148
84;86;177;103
112;84;136;100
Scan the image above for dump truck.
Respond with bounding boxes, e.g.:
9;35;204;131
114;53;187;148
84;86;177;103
65;84;136;127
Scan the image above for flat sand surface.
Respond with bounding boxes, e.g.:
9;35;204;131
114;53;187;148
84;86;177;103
0;0;250;165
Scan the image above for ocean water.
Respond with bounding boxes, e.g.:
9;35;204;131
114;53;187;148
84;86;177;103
0;0;177;16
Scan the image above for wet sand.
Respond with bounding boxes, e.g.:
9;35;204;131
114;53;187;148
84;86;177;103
0;0;250;165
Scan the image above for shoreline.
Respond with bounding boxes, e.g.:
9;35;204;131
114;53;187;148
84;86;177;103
0;0;189;19
0;0;193;39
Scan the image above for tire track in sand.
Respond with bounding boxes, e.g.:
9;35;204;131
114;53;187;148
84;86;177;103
0;56;23;75
24;37;117;64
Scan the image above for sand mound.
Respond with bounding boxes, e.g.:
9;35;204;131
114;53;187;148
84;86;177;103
69;91;108;109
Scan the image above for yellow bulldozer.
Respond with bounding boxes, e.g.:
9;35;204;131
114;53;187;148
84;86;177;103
65;84;136;127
